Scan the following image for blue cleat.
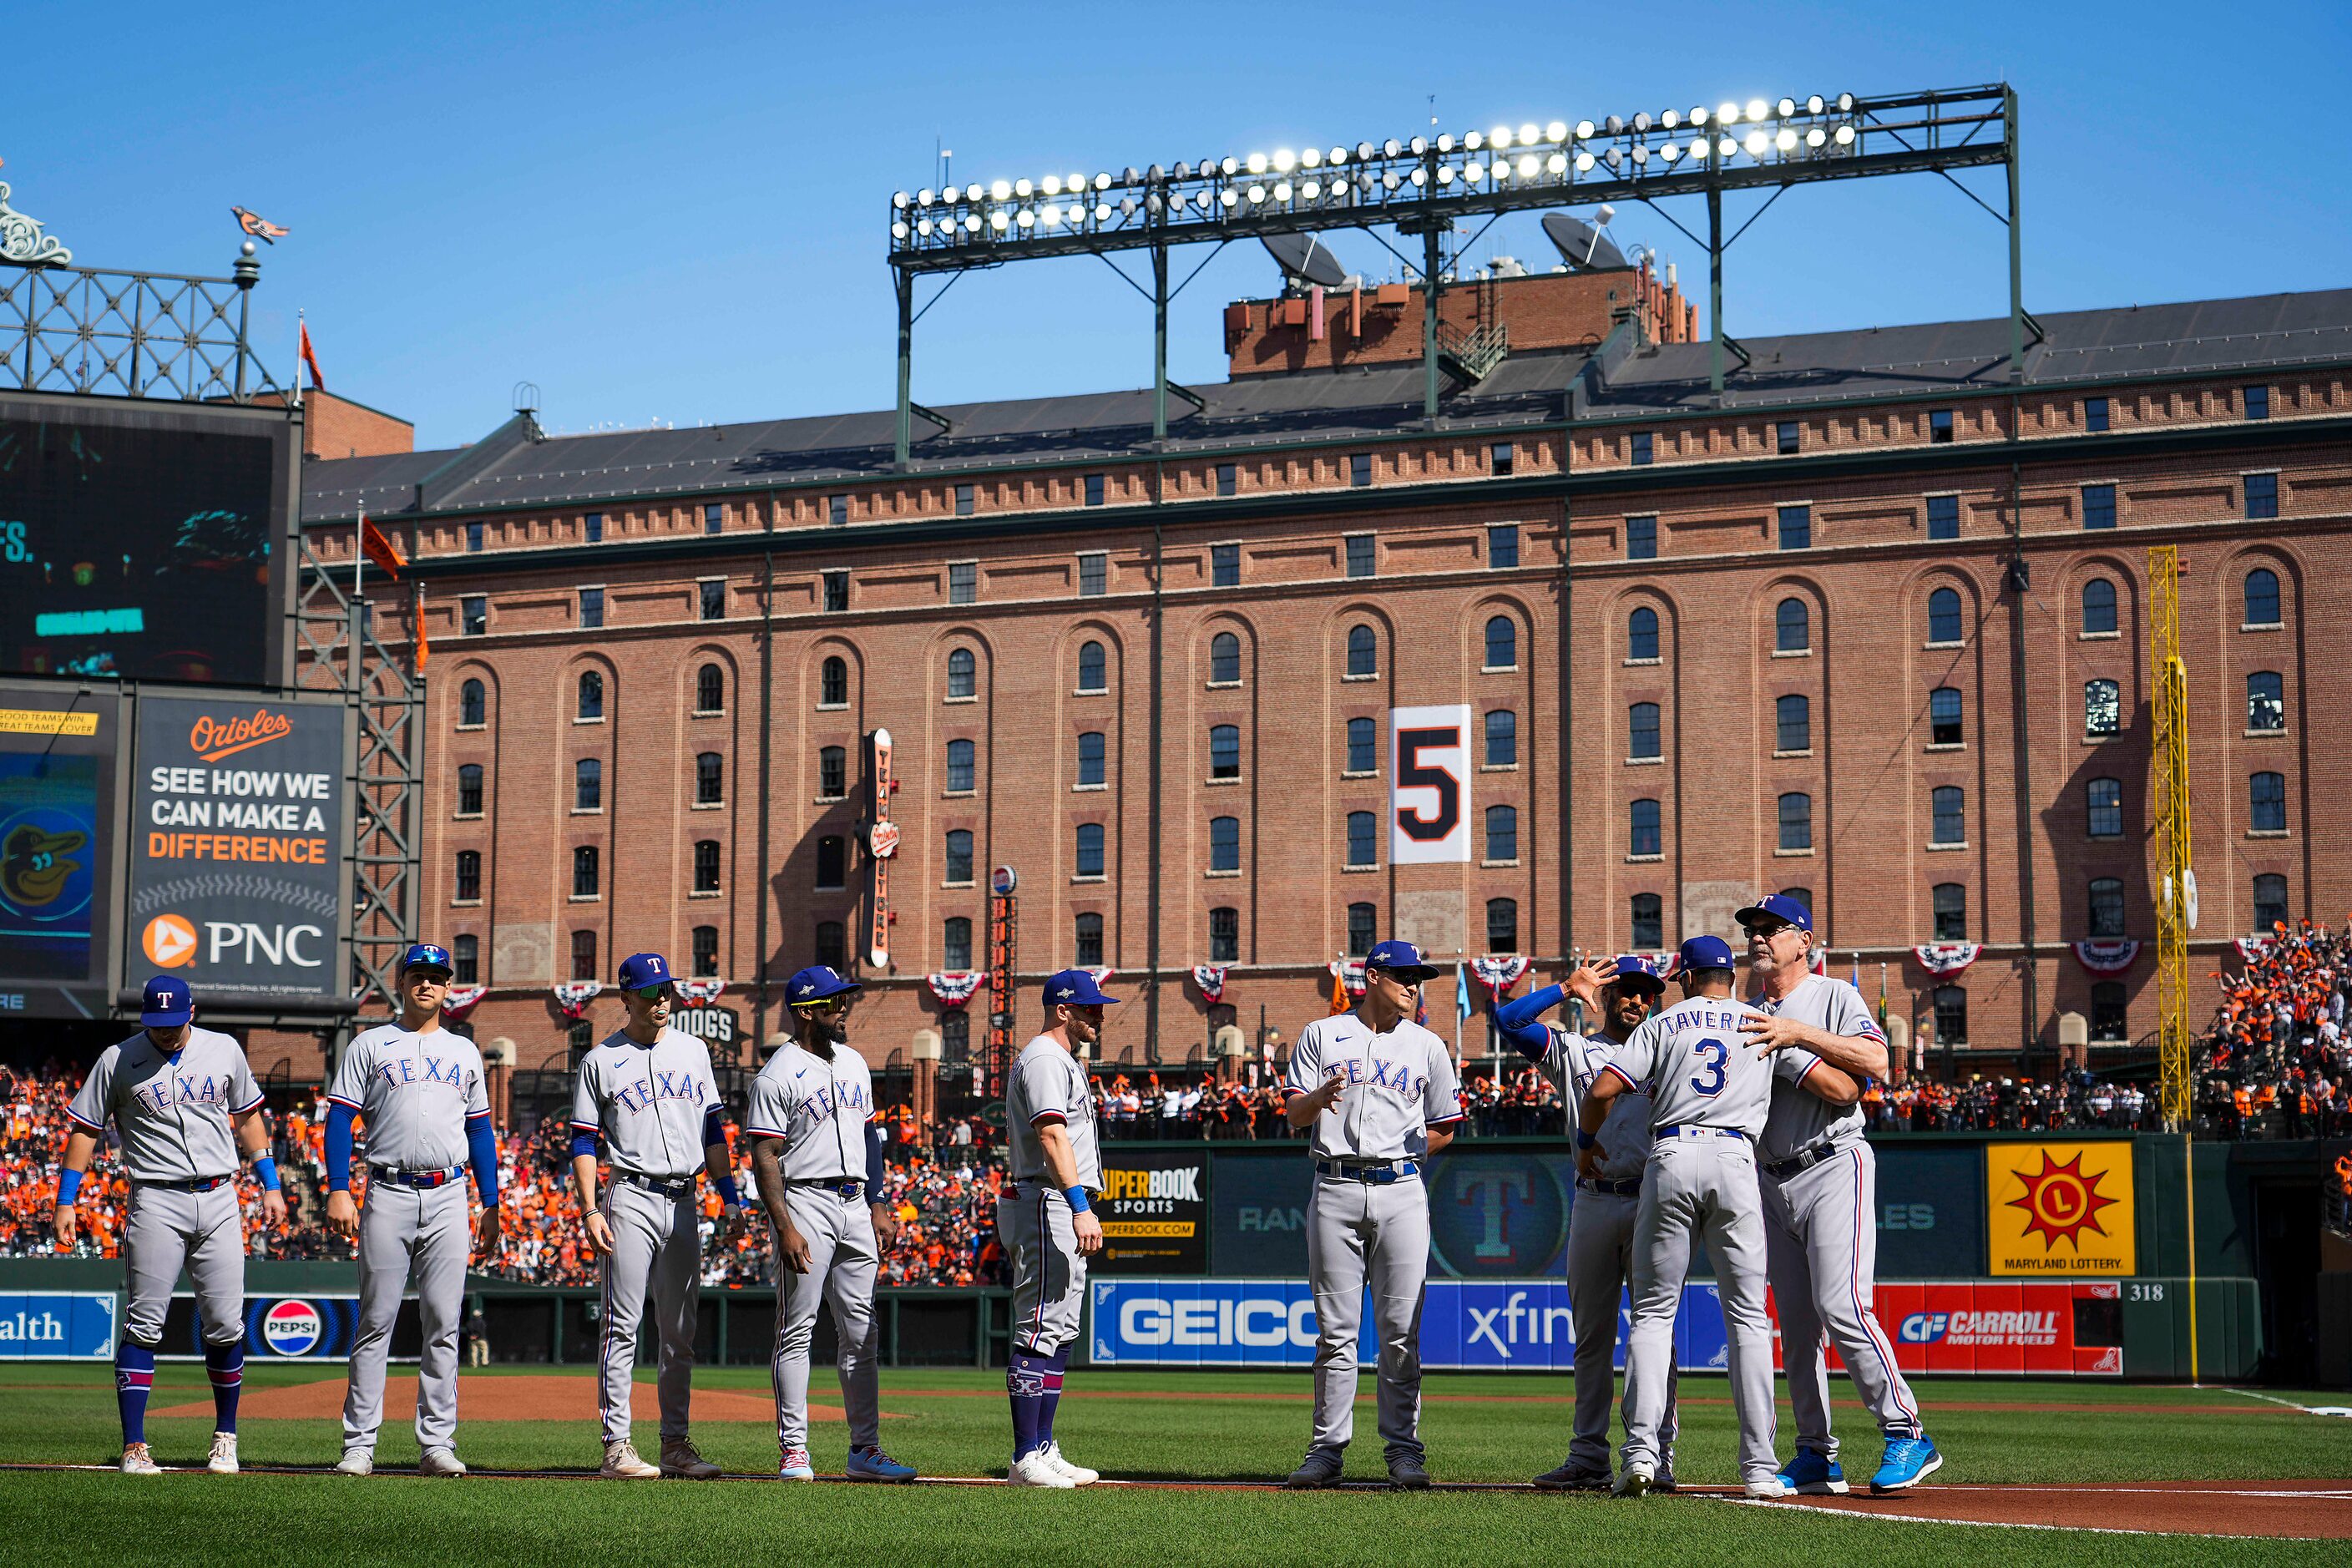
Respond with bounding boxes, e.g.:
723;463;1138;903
1777;1447;1849;1496
845;1445;918;1483
1869;1435;1943;1493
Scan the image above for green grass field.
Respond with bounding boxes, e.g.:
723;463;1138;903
2;1363;2346;1565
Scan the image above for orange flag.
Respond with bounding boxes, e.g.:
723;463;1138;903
360;517;405;579
299;320;326;390
1328;965;1348;1016
412;594;430;669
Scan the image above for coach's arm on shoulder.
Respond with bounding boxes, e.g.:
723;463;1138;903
1034;1118;1104;1256
1737;1014;1889;1080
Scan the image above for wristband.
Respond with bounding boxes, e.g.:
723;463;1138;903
1065;1186;1090;1213
713;1174;742;1208
252;1156;281;1192
56;1168;83;1207
1575;1130;1597;1151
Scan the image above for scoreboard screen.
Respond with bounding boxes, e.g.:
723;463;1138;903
0;397;294;688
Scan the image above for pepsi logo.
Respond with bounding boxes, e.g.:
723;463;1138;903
260;1297;325;1356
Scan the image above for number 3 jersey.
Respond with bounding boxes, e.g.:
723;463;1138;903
1597;996;1824;1138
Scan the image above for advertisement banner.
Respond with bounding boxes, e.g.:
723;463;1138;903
162;1292;422;1361
1985;1141;2137;1275
1825;1281;2122;1376
671;1004;741;1053
1095;1146;1209;1274
0;1292;117;1359
1870;1141;1985;1278
1389;705;1470;864
124;695;348;1006
0;684;120;1019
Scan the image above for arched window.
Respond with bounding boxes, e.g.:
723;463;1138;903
946;737;975;792
2253;873;2288;932
1775;694;1810;752
1209;724;1241;780
1485;710;1516;766
2243;567;2280;626
1930;686;1963;746
572;845;599;898
2088;876;2126;938
1485;898;1519;952
815;836;845;889
1628;702;1661;759
1931;985;1967;1046
453;850;481;903
1346;624;1377;678
1077;640;1107;692
1209;815;1240;872
1346;903;1376;957
1074;911;1105;967
1631;798;1662;857
2084;679;2120;737
944;830;974;884
1076;731;1105;787
1347;716;1377;773
2091;981;2127;1041
1209;631;1241;684
576;670;604;721
2246;671;2284;732
1484;615;1516;669
1927;587;1962;645
1629;605;1660;661
1778;887;1814;922
691;925;719;978
1930;785;1965;845
943;916;973;970
1778;792;1812;852
818;746;846;800
453;933;479;984
574;757;600;812
2249;771;2287;832
820;655;848;706
692;839;721;893
1630;893;1662;948
814;921;846;970
1774;597;1808;653
459;678;486;726
2086;777;2123;838
1932;883;1966;941
1346;811;1377;867
695;752;723;806
1485;804;1518;862
456;763;483;817
2081;578;2117;635
695;663;724;714
1209;906;1240;963
1075;822;1106;877
946;647;976;700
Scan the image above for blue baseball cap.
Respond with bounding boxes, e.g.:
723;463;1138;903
139;974;194;1029
1363;939;1442;984
1044;969;1119;1008
1677;935;1739;974
786;965;862;1006
1605;955;1667;995
1734;893;1813;933
400;943;454;976
616;952;672;990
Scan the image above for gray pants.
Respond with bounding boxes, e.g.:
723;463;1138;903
1764;1140;1924;1456
123;1180;243;1347
1621;1139;1777;1484
998;1185;1085;1356
598;1178;701;1446
342;1178;470;1453
1307;1172;1429;1457
771;1186;882;1454
1564;1186;1677;1472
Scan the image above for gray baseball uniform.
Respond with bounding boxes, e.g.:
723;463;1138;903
997;1035;1098;1356
1528;1026;1677;1473
746;1040;883;1457
68;1028;261;1348
328;1023;488;1454
1282;1011;1462;1459
1598;998;1821;1483
571;1025;721;1446
1755;974;1921;1456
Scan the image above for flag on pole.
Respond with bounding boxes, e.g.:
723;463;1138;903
412;590;430;669
1455;959;1472;1022
1876;961;1888;1028
299;319;326;391
1328;964;1348;1016
359;516;405;579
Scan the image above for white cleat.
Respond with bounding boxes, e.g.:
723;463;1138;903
335;1449;374;1476
206;1432;239;1474
778;1445;814;1481
1039;1441;1098;1485
1611;1459;1654;1498
419;1448;468;1477
1746;1476;1796;1500
120;1442;162;1475
599;1439;660;1479
660;1438;721;1479
1009;1449;1078;1488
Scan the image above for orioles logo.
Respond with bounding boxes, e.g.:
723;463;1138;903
2005;1150;2119;1252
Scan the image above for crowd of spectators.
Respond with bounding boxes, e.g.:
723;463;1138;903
2193;920;2352;1140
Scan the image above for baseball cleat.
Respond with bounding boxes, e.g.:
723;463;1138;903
418;1448;468;1478
206;1432;239;1474
1777;1447;1849;1495
1386;1450;1431;1490
1283;1448;1344;1490
777;1446;814;1481
1611;1460;1654;1498
1869;1435;1943;1493
1745;1476;1796;1500
334;1449;373;1477
1653;1462;1677;1494
1532;1459;1612;1491
599;1439;660;1479
660;1438;721;1479
845;1446;918;1483
1009;1449;1077;1488
119;1443;162;1475
1037;1442;1095;1485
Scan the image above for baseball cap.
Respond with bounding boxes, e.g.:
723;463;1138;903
616;953;672;990
139;974;194;1029
1363;939;1442;984
1734;893;1813;934
1677;935;1739;974
1604;955;1667;995
401;943;454;977
1044;969;1119;1008
786;964;862;1007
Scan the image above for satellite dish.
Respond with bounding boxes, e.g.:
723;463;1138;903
1260;232;1347;288
1542;212;1628;272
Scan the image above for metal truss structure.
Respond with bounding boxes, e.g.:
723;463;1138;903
2;242;282;402
2148;544;2193;1130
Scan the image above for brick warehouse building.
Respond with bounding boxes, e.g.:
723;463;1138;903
276;267;2349;1107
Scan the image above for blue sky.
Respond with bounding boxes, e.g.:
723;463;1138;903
14;2;2349;448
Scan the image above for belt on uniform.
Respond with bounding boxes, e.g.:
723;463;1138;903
1576;1176;1643;1197
786;1178;865;1200
368;1164;463;1188
137;1175;230;1193
1762;1136;1858;1181
617;1171;696;1196
1314;1157;1420;1182
1652;1125;1751;1143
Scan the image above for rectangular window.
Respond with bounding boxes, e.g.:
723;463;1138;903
1930;409;1954;443
955;483;974;517
1085;473;1105;507
1778;504;1811;551
453;850;481;903
2082;483;2116;529
1626;515;1657;560
1079;553;1107;597
1216;463;1237;498
1926;494;1960;541
464;521;483;554
2245;472;2278;519
1211;544;1239;587
570;929;597;983
1776;421;1800;455
1487;524;1519;569
462;596;486;636
822;570;849;613
815;836;846;889
2244;385;2269;421
828;494;848;527
1344;534;1374;579
1349;453;1372;488
584;512;604;544
949;561;977;604
698;579;725;621
1630;431;1653;466
579;589;603;630
2084;397;2109;432
703;503;724;535
1490;443;1515;477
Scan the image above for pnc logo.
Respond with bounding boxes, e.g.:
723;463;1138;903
143;913;199;968
188;709;294;763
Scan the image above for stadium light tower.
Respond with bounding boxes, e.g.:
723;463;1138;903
884;85;2029;464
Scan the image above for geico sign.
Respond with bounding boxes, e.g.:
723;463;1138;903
205;922;326;967
1118;1295;1316;1348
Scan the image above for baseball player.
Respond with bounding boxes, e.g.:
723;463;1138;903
1281;939;1462;1490
998;968;1115;1488
570;951;743;1479
324;943;501;1477
1496;955;1681;1492
745;964;915;1482
1732;893;1941;1494
1584;935;1857;1499
53;976;286;1474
